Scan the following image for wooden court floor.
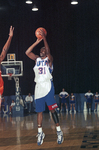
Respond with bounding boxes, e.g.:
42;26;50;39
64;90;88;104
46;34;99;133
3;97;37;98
0;111;99;150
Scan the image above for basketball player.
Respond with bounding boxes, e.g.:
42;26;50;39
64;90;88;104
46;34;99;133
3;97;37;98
0;26;14;109
25;29;64;145
0;26;14;62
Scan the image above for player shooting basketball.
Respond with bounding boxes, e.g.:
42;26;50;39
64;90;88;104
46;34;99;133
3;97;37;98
0;26;14;111
25;28;64;146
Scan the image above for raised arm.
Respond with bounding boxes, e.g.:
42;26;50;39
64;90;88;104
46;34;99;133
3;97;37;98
39;29;53;67
0;26;14;62
25;39;42;61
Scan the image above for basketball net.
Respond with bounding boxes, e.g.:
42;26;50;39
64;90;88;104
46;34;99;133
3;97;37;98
8;73;12;80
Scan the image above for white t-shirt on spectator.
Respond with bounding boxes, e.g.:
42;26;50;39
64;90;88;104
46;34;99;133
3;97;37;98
11;102;15;106
25;96;33;102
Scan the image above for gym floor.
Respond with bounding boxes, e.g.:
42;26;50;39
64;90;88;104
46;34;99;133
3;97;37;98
0;112;99;150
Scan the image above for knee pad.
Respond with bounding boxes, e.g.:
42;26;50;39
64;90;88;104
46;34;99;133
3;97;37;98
51;111;59;124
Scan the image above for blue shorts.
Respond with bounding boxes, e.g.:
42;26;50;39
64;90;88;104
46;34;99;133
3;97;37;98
87;99;92;103
61;98;67;103
70;100;75;104
35;81;58;112
95;100;99;103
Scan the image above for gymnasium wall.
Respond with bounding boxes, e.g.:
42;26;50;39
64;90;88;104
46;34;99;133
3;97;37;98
4;94;96;113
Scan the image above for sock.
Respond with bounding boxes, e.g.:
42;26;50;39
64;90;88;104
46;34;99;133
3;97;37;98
56;126;61;132
38;127;42;133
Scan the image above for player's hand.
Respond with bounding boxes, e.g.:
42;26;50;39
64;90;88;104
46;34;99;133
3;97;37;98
9;26;14;37
39;29;46;39
36;38;42;43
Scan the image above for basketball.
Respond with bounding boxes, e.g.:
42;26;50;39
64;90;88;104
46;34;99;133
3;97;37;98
35;27;47;39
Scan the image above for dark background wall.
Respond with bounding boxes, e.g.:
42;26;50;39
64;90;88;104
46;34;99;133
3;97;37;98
0;0;99;96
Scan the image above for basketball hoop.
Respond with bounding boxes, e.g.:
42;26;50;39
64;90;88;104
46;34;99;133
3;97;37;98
7;73;13;80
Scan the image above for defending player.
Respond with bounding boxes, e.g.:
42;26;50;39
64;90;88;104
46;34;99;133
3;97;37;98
0;26;14;110
25;29;64;145
0;26;14;62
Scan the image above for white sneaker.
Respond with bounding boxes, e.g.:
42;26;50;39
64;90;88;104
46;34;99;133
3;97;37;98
89;108;91;112
57;130;64;144
94;109;96;113
60;109;62;112
66;109;68;113
69;110;72;114
36;132;45;146
74;110;76;114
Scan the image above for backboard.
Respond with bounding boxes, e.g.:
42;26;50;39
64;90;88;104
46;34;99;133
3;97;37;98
1;54;23;77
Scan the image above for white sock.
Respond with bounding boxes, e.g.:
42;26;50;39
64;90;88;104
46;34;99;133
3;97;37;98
56;126;61;132
38;127;42;133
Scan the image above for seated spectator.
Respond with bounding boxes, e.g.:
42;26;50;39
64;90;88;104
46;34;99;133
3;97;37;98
9;100;15;114
69;93;76;114
25;93;33;113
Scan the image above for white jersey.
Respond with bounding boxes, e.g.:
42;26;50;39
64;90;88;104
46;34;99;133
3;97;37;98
59;91;68;96
70;95;75;100
95;94;99;99
33;57;53;83
33;57;53;100
85;92;93;97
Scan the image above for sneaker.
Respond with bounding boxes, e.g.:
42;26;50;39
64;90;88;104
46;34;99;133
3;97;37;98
69;110;72;114
36;132;45;146
89;108;91;112
60;109;62;112
57;131;64;144
9;112;12;115
94;109;96;113
66;109;68;113
74;110;76;114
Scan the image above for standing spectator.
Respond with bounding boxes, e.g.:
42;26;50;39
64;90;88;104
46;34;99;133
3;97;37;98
69;93;76;114
9;100;15;114
59;88;69;112
85;90;94;112
25;93;33;113
94;92;99;112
